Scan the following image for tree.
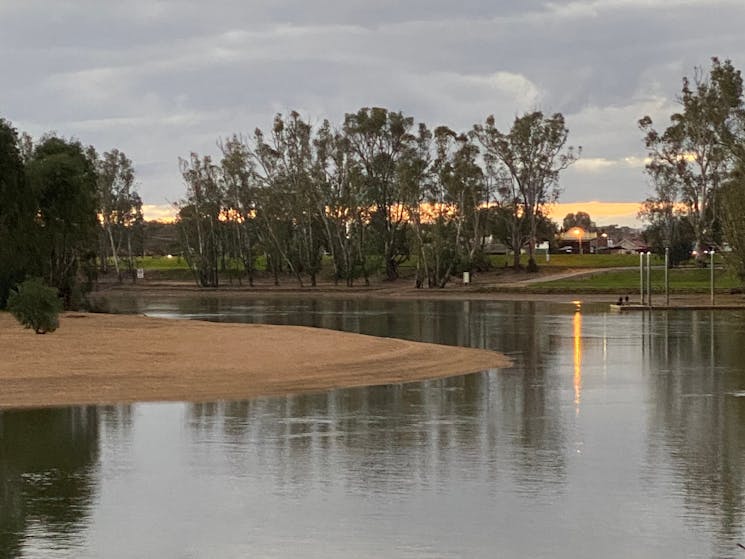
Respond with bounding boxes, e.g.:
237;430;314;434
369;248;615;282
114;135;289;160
721;163;745;280
95;149;143;281
313;122;370;286
343;107;418;280
562;211;594;232
219;135;260;286
176;153;223;287
639;58;743;264
475;111;579;272
25;136;99;307
0;118;31;307
410;126;490;288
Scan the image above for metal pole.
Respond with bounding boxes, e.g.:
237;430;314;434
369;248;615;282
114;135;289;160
665;247;669;307
710;250;715;306
640;252;644;304
647;251;652;308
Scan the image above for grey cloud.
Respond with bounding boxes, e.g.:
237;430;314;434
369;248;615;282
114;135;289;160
2;0;744;209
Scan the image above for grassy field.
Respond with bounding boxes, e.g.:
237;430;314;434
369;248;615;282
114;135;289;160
123;253;741;293
488;252;667;268
528;267;740;292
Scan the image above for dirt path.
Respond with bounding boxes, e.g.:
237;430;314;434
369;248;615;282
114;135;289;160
0;312;510;410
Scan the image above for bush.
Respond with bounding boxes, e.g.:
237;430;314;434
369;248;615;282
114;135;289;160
7;278;63;334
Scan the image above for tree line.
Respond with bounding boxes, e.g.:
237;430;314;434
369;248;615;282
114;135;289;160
7;57;745;308
175;107;579;289
0;121;142;308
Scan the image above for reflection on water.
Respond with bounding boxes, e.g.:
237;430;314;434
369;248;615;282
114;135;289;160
573;308;583;413
2;299;745;558
0;407;99;558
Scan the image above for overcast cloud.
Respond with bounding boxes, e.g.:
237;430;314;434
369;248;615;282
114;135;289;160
2;0;744;223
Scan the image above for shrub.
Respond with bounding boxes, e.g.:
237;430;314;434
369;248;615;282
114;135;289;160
7;278;63;334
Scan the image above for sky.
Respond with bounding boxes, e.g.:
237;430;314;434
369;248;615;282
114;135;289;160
1;0;744;226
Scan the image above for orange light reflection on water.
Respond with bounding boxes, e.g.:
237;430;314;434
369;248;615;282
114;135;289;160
573;309;583;414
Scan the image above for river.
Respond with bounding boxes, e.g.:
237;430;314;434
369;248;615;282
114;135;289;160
1;297;744;558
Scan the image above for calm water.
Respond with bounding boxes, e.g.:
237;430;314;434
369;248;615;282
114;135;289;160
2;297;745;559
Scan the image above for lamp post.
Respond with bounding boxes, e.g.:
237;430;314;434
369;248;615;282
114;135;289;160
664;246;669;307
573;227;583;255
705;250;715;305
646;251;652;308
639;251;644;305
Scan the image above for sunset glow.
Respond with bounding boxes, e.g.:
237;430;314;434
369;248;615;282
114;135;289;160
143;200;644;227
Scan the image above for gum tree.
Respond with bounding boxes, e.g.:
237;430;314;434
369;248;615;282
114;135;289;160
475;111;579;272
639;58;743;263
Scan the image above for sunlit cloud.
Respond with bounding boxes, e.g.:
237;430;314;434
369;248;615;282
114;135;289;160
142;204;177;223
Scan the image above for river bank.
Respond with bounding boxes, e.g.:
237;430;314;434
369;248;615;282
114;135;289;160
88;278;745;308
0;312;509;409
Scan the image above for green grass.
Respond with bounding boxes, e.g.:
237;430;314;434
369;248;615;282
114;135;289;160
489;253;664;268
136;255;190;270
530;267;740;292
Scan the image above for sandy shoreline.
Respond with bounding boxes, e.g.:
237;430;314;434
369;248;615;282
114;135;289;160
0;312;510;410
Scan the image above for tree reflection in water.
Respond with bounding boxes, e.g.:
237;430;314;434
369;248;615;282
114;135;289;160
0;407;100;557
644;310;745;555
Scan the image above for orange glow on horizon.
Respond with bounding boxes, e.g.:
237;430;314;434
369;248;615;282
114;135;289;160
141;200;645;227
547;201;642;227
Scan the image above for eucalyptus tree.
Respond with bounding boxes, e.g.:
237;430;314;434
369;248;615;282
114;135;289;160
25;136;99;306
249;112;324;286
219;135;259;286
95;149;143;281
721;164;745;280
438;129;492;270
475;112;579;271
639;58;743;263
0;118;31;307
313;121;369;286
176;153;223;287
401;124;441;287
342;107;419;280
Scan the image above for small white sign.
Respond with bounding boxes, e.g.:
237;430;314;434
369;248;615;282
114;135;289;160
136;268;144;280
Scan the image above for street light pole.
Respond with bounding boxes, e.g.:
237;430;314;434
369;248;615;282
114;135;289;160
639;251;644;305
710;250;715;306
647;251;652;308
665;246;669;307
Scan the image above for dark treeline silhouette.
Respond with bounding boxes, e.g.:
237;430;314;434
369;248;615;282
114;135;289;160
174;107;579;288
0;119;142;308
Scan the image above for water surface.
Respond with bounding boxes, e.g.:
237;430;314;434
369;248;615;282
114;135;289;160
2;298;745;558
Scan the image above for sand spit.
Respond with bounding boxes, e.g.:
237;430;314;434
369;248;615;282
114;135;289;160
0;312;510;409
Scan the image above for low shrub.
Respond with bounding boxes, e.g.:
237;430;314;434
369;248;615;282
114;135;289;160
7;278;63;334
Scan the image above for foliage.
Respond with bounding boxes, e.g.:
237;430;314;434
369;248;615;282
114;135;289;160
641;214;695;266
94;149;143;281
474;111;579;272
562;211;595;232
7;277;63;334
25;136;99;307
720;164;745;281
639;58;743;264
0;118;31;307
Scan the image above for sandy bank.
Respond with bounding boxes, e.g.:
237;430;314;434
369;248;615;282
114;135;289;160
0;312;510;410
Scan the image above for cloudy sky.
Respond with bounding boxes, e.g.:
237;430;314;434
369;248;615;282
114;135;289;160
2;0;744;225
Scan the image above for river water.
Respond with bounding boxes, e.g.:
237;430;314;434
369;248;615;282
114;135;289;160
2;297;745;558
